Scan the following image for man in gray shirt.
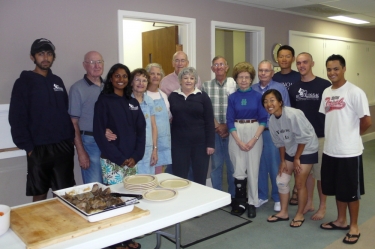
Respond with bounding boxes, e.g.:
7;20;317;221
69;51;104;183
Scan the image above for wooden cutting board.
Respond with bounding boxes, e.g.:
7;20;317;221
10;198;149;249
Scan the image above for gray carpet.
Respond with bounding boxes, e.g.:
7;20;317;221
161;208;251;248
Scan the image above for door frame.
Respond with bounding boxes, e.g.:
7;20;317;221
118;10;197;67
211;21;265;79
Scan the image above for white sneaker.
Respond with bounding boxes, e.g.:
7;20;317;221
255;199;268;208
274;202;281;211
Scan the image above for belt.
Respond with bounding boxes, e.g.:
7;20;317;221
234;119;258;123
80;130;94;136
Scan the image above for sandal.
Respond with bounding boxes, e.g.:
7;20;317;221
343;233;360;244
320;221;350;230
290;219;305;228
289;190;298;206
267;214;290;222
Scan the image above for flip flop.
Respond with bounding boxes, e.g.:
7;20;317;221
343;233;361;244
320;221;350;230
289;190;298;206
290;219;305;228
267;214;290;223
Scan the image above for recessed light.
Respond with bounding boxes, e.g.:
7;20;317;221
328;16;369;24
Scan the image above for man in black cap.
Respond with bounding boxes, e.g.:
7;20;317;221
9;38;75;202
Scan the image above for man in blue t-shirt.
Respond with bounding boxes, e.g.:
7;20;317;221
273;45;300;92
289;52;331;220
273;45;301;206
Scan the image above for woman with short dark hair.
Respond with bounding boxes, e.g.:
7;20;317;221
262;89;318;228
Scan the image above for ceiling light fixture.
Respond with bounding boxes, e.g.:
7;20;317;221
328;16;369;24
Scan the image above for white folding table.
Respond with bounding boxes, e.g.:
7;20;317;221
0;173;231;249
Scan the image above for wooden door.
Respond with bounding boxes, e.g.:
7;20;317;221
142;26;180;75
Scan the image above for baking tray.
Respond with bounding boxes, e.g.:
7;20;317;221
53;182;134;222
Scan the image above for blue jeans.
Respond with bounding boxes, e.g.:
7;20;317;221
258;130;280;202
211;133;235;197
81;135;103;184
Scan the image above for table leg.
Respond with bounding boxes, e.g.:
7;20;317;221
175;223;181;249
155;231;162;249
154;222;181;249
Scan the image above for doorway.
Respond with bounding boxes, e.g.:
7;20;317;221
211;21;265;79
117;10;196;71
215;29;248;77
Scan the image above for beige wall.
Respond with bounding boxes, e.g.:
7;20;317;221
215;29;225;60
233;31;245;64
1;0;375;106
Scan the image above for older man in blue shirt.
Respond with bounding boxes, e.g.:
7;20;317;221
252;60;290;212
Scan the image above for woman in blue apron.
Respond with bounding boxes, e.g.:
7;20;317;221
131;68;158;175
146;63;172;174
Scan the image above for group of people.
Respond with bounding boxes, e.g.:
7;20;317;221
8;38;371;246
254;46;371;246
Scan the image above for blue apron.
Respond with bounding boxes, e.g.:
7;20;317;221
148;90;172;167
134;93;155;175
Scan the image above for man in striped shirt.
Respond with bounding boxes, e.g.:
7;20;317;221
202;56;237;201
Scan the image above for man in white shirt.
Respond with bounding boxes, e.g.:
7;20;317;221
319;54;371;245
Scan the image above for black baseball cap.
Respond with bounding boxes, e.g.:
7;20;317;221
30;38;55;55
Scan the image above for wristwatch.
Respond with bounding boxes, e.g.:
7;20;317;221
153;146;158;150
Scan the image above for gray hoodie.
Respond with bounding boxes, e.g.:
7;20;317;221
269;106;318;156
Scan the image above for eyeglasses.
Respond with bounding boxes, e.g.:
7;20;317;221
134;78;148;84
237;76;251;81
174;59;186;64
85;60;104;65
213;63;227;68
258;69;273;73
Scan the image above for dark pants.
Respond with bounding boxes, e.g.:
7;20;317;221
171;143;209;185
26;139;75;196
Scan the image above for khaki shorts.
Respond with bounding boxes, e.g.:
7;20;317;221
310;137;324;180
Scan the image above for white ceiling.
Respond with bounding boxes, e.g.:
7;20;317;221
218;0;375;27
